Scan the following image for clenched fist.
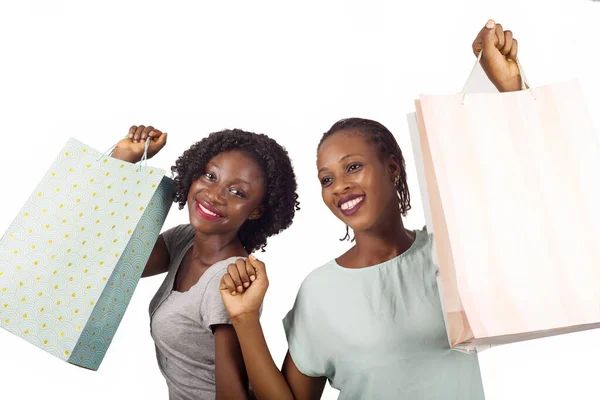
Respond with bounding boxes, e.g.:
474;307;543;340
473;19;523;92
112;125;168;163
219;255;269;321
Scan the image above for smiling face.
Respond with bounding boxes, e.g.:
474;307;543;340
317;129;401;232
187;150;266;236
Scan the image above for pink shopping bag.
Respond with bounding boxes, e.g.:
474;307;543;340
408;55;600;352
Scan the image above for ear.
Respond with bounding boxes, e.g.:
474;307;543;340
248;205;264;220
385;154;401;182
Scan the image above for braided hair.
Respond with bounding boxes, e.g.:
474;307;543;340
318;118;411;241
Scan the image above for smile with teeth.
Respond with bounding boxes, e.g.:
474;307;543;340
199;203;220;217
340;196;364;211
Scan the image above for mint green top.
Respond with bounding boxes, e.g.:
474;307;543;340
282;228;485;400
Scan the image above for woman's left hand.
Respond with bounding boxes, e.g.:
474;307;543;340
472;19;523;92
220;255;269;322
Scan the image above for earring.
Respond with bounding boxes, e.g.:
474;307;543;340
339;225;356;242
339;225;350;242
393;175;400;187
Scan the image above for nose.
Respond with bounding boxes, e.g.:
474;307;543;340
204;184;227;205
331;176;351;196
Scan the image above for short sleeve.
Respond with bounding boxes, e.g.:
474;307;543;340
161;224;194;259
282;279;330;378
200;272;233;332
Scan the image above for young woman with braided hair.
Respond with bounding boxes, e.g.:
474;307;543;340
219;20;522;399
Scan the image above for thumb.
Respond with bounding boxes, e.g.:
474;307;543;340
155;132;168;147
219;275;228;292
473;19;498;58
219;273;236;294
247;254;267;279
481;19;501;64
148;132;168;158
482;19;498;55
480;19;508;71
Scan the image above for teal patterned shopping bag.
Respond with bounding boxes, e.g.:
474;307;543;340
0;138;173;370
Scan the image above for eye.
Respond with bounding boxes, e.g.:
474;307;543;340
347;163;362;173
320;176;332;187
229;188;246;198
204;172;216;181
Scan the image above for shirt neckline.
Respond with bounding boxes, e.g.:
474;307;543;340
332;228;427;272
171;246;246;294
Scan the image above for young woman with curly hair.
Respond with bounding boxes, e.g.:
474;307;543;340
111;127;299;400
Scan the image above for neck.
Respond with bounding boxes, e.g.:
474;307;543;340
351;205;414;266
191;230;247;268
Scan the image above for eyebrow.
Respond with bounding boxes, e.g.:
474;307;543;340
318;153;363;173
235;178;252;187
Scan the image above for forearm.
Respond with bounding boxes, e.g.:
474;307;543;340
232;314;294;400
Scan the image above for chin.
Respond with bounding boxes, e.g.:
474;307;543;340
188;213;204;231
189;217;229;236
189;204;237;239
187;208;218;233
339;213;375;234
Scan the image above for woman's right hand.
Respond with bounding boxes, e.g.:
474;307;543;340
112;125;168;163
220;255;269;322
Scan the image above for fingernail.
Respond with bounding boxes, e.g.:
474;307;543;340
231;291;237;296
243;282;250;288
486;19;495;29
250;275;256;282
249;254;256;260
237;286;243;292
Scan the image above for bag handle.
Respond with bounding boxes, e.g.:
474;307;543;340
461;50;534;104
97;137;152;173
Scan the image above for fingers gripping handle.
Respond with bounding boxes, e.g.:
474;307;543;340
97;137;152;172
461;50;533;105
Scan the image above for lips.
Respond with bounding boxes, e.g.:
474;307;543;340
338;194;365;217
195;200;224;221
337;194;364;208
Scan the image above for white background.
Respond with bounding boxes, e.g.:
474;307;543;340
1;1;599;399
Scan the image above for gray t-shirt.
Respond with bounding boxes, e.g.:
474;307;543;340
149;224;244;400
283;227;485;400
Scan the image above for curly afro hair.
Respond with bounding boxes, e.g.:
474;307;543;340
171;129;299;253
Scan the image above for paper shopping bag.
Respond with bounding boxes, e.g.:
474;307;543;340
408;78;600;353
0;138;173;369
